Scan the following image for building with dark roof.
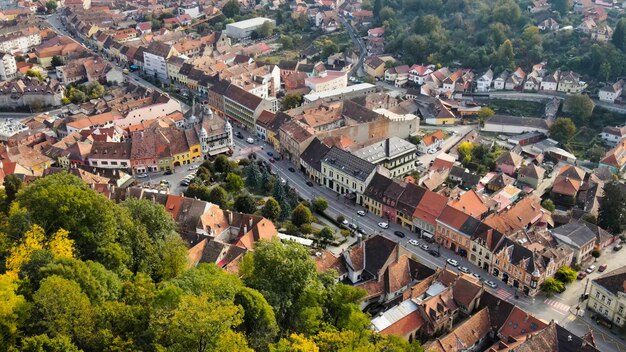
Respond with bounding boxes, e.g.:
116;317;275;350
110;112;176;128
321;146;378;204
552;220;599;265
299;137;330;183
483;115;550;134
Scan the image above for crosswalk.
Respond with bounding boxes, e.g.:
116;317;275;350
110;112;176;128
494;288;513;301
544;298;571;313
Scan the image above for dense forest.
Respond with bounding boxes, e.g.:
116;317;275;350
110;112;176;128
369;0;626;82
0;172;424;351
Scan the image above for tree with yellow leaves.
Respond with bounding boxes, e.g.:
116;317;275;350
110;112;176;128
4;225;75;279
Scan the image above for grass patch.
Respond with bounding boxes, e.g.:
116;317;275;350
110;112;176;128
488;99;545;117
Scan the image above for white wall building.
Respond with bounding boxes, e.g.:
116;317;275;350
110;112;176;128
304;71;347;93
0;53;16;81
143;42;175;82
225;18;275;39
0;31;41;54
599;80;623;103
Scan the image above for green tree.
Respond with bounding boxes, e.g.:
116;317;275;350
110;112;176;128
564;95;594;125
242;240;319;330
3;174;22;212
316;227;334;247
257;21;275;38
222;0;240;18
591;249;601;261
32;275;95;346
86;81;105;99
555;266;577;284
209;186;229;208
600;62;611;82
246;163;262;190
552;0;572;15
541;199;556;212
280;35;294;50
598;182;626;235
226;173;244;193
21;334;81;352
214;155;232;175
549;117;577;144
497;39;515;71
379;6;395;22
282;94;303;110
234;194;256;214
478;106;495;123
541;277;565;297
151;293;252;352
311;197;328;213
291;203;313;227
234;287;279;351
68;88;86;104
262;197;281;222
614;18;626;52
50;55;63;67
373;0;382;17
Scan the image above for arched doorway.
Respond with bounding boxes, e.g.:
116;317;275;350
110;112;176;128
492;268;500;277
174;161;181;167
513;280;520;288
502;273;509;285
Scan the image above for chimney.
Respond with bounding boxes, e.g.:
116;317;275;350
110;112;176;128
396;245;401;263
249;217;253;228
486;229;493;248
227;210;233;224
243;224;247;234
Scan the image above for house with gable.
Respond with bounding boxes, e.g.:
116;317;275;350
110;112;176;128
418;129;445;154
495;151;523;176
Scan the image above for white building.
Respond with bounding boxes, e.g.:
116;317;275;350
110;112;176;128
476;68;493;92
0;53;16;81
321;146;378;205
178;6;201;19
0;30;41;54
600;126;626;147
143;42;176;82
115;98;183;128
304;70;347;93
88;141;132;169
599;80;623;103
225;18;275;39
0;118;28;141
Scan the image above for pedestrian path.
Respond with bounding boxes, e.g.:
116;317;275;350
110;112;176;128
494;288;513;301
544;298;571;312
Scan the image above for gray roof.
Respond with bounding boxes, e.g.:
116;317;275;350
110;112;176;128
593;266;626;296
353;137;416;163
300;138;330;172
486;115;549;130
552;221;596;248
322;146;376;182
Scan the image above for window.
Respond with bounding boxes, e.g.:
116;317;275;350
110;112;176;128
618;317;622;325
597;292;601;299
608;299;612;306
594;303;598;309
619;306;624;315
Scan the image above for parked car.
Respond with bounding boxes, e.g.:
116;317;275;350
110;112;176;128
420;244;429;251
349;223;358;230
446;259;458;267
288;167;295;172
236;132;244;139
378;222;389;229
599;264;608;272
246;137;254;144
357;210;365;216
136;173;148;178
342;219;349;226
427;250;440;257
180;180;190;186
164;170;173;175
306;181;314;187
577;271;587;280
472;273;481;280
408;239;419;246
189;165;199;170
586;265;596;274
614;244;623;251
484;280;497;289
458;266;469;273
394;231;405;238
267;151;273;157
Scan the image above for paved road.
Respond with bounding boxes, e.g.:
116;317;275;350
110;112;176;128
231;125;624;351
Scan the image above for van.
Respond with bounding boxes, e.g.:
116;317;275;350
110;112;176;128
246;137;254;144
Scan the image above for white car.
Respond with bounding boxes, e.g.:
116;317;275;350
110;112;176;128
342;219;349;226
420;244;429;251
136;173;148;178
472;273;481;280
246;137;254;144
458;266;469;273
428;149;436;154
189;165;199;170
446;259;459;267
377;222;389;229
586;265;596;274
484;280;497;288
357;210;365;216
408;239;419;246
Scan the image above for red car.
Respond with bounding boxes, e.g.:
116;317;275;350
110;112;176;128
599;264;608;272
577;272;587;280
